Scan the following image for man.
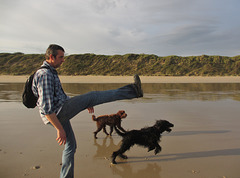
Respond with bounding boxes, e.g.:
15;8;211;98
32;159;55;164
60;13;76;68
32;44;143;178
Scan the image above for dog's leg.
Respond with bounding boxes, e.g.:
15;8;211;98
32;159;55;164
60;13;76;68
148;144;155;152
109;126;114;136
111;151;118;164
111;142;131;164
116;124;126;133
154;143;162;155
119;154;128;159
112;149;129;164
94;126;103;139
103;126;109;136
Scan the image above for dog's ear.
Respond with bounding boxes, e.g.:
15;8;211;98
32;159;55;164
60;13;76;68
117;110;125;115
117;110;122;115
155;120;165;129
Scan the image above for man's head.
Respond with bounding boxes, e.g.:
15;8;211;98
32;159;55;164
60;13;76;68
45;44;65;68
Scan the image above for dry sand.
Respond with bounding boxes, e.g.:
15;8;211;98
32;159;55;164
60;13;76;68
0;76;240;178
1;75;240;83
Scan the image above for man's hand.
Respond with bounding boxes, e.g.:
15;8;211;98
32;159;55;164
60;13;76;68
56;128;66;145
87;107;94;114
45;113;66;146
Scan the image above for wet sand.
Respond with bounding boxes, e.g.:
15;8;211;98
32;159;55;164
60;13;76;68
0;76;240;178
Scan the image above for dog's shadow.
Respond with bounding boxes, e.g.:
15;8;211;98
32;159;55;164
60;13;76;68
129;148;240;164
168;130;230;136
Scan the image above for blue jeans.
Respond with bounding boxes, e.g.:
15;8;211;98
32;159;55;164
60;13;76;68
57;84;138;178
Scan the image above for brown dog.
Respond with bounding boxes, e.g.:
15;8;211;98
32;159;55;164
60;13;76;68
92;110;127;139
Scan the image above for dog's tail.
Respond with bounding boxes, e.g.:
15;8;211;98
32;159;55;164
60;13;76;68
92;115;97;121
114;126;126;137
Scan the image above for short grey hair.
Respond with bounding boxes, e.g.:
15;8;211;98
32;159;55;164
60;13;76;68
45;44;65;59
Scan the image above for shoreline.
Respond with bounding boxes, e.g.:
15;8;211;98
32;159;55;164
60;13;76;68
0;75;240;83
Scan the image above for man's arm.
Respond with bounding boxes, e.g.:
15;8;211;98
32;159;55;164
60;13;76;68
45;107;94;146
45;113;66;145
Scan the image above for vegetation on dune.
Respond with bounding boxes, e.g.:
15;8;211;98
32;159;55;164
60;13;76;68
0;52;240;76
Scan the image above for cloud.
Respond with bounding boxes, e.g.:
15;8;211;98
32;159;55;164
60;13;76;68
0;0;239;56
89;0;117;14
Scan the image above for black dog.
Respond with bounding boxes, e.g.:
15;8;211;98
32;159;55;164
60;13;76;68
111;120;174;164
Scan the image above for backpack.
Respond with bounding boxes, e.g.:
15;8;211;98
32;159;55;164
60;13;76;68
22;66;50;108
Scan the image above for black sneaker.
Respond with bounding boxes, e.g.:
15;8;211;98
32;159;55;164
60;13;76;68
133;74;143;97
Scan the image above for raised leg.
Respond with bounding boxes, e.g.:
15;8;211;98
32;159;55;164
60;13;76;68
57;84;138;124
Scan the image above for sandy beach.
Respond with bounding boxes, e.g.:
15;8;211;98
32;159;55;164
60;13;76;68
0;76;240;178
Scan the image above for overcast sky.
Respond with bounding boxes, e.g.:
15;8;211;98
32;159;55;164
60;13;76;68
1;0;239;56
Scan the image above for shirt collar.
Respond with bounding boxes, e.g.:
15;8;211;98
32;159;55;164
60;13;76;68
42;61;58;74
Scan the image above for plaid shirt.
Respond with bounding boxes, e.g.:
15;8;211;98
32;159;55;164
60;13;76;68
32;61;68;124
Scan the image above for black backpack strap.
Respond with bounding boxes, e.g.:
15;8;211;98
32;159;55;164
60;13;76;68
38;65;51;71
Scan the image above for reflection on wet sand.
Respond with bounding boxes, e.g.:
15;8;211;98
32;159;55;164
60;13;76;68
93;137;162;178
93;137;121;159
1;83;240;102
111;163;161;178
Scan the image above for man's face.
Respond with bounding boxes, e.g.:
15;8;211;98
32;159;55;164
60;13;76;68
52;50;65;68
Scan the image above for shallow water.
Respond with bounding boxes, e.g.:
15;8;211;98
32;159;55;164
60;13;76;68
1;83;240;102
1;83;240;178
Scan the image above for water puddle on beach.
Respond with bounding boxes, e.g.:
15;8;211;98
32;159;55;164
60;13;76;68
1;83;240;102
